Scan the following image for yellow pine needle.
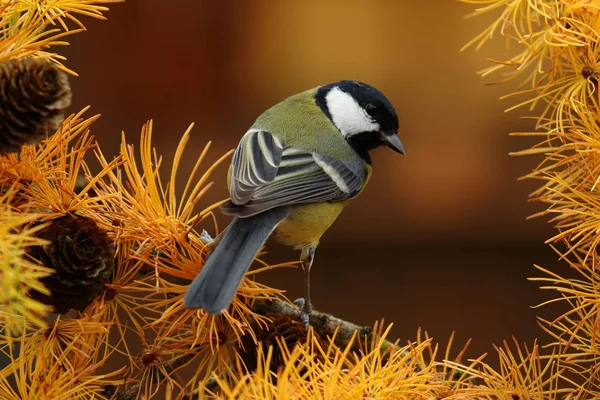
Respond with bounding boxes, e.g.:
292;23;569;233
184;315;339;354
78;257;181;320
462;0;600;128
91;120;231;251
462;1;600;396
205;326;476;399
531;251;600;368
0;0;120;73
0;107;122;222
0;312;112;380
444;340;569;398
0;320;124;399
0;190;52;332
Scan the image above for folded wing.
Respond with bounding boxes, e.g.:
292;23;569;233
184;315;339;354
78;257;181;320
223;129;365;217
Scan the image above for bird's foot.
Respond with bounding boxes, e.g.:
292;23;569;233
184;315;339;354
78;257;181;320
293;298;312;330
199;230;222;257
199;230;214;245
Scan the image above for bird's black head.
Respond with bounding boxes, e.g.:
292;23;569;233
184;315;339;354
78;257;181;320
315;80;404;164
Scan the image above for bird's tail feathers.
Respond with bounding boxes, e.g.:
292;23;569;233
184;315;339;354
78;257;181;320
183;207;289;314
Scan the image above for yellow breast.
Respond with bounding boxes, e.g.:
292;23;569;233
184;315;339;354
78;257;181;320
274;201;349;250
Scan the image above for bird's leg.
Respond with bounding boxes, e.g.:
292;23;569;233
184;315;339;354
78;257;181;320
299;246;315;328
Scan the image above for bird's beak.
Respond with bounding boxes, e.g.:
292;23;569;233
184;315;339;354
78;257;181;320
380;131;406;155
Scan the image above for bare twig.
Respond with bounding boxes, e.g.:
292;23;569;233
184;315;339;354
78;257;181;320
252;297;398;351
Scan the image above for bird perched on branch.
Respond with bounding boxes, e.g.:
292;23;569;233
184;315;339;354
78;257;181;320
184;80;405;323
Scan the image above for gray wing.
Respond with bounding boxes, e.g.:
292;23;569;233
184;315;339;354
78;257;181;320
223;129;365;217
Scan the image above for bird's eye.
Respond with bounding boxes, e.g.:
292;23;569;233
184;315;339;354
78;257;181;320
365;103;379;118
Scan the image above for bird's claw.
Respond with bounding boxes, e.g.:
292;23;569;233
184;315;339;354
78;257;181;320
294;298;312;330
199;230;221;257
300;312;310;330
199;230;214;245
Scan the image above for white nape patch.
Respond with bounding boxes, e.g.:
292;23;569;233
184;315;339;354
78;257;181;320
325;86;380;137
313;154;350;193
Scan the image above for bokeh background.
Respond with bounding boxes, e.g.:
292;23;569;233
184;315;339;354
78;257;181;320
61;0;567;361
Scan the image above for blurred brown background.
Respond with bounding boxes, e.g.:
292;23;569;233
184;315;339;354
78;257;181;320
62;0;566;361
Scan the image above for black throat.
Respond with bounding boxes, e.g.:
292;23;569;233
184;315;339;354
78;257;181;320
346;132;383;165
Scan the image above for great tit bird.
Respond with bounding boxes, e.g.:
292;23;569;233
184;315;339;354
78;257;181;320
184;80;405;319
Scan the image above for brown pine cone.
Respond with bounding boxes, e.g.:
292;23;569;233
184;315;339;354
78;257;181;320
0;58;72;154
28;215;115;314
238;313;308;374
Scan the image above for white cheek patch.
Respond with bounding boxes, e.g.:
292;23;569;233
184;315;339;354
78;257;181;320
325;87;380;137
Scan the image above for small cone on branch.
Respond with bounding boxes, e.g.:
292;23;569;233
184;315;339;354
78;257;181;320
0;58;72;154
28;214;115;314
